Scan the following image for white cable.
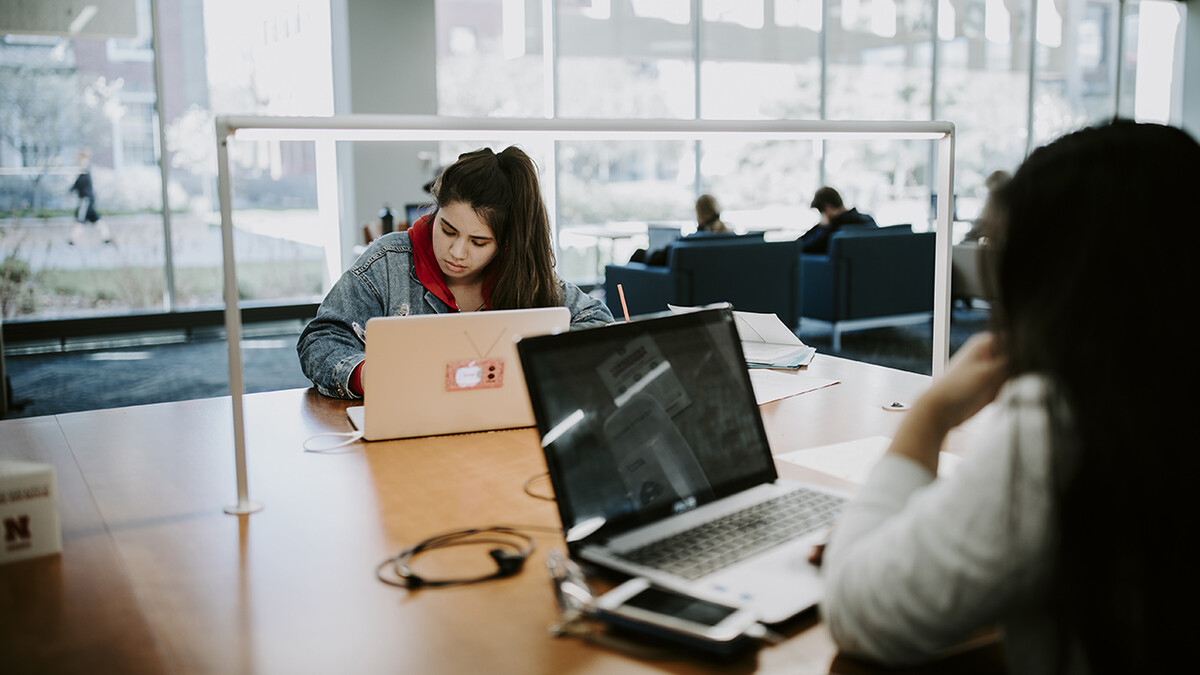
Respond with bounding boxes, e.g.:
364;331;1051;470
302;431;364;452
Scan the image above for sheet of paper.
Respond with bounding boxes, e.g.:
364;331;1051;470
667;305;804;346
777;436;962;484
748;369;837;405
731;311;803;346
668;305;814;368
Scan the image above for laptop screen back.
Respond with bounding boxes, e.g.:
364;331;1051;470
518;308;777;543
360;306;570;439
647;224;680;252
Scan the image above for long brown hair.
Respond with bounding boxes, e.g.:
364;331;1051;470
430;146;562;308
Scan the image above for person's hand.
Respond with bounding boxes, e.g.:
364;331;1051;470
887;332;1008;473
920;332;1008;432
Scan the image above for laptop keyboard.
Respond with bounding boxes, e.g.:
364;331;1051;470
620;488;845;581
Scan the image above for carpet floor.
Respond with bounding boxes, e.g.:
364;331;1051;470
4;327;313;419
796;305;990;375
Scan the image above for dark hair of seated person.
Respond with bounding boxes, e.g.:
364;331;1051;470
982;118;1198;674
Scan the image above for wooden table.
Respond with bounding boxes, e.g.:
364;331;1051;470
0;355;1001;674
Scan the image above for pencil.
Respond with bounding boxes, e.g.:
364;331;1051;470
617;284;631;322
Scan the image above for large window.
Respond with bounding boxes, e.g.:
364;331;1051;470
0;0;333;321
557;1;696;120
824;0;936;226
173;0;332;310
435;0;547;117
1;5;168;319
700;1;822;231
1032;0;1121;144
1031;0;1185;144
937;0;1033;218
432;0;1186;268
1;0;1188;321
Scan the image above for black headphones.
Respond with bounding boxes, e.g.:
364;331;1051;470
377;526;536;590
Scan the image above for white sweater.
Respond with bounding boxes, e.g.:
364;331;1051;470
821;375;1084;673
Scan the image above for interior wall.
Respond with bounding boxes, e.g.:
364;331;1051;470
331;0;438;270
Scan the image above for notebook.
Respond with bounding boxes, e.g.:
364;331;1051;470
348;307;571;440
516;307;845;623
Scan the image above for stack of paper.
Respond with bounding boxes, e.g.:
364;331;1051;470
668;306;815;369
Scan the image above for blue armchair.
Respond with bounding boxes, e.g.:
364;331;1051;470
799;225;935;350
604;232;802;326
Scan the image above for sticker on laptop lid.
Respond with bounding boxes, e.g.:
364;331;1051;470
445;358;504;391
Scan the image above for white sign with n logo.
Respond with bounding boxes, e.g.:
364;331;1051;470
0;460;61;564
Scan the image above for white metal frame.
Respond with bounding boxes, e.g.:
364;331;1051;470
214;114;956;514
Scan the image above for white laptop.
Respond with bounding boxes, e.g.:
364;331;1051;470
348;307;571;440
516;307;846;624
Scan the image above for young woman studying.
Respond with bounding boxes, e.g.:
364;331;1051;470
298;146;613;399
820;120;1198;674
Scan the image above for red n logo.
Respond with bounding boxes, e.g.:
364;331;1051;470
4;515;31;542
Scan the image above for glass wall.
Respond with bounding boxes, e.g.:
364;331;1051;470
0;0;332;321
435;0;547;117
1;3;169;318
1031;0;1120;144
1;0;1189;320
174;0;333;310
937;0;1033;218
700;1;822;232
557;1;696;120
432;0;1185;268
553;1;698;279
825;0;935;227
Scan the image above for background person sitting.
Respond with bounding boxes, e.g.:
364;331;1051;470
800;186;876;254
630;193;731;265
693;193;729;234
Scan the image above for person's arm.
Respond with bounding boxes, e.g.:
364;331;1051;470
560;279;614;329
821;335;1048;666
800;224;831;254
297;271;383;399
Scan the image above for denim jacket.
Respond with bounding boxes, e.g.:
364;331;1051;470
297;231;614;399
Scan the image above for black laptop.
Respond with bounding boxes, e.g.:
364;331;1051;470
516;307;845;623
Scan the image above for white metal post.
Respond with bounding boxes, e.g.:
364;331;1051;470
216;117;263;516
932;127;956;378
